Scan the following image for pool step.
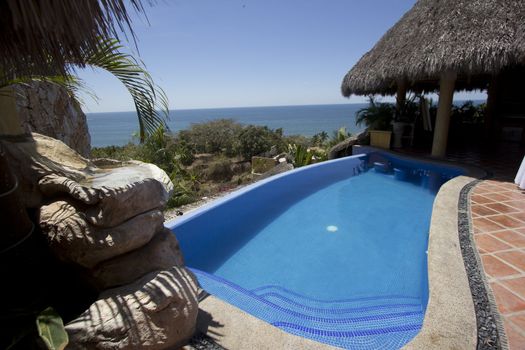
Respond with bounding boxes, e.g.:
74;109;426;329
192;269;425;349
252;285;422;315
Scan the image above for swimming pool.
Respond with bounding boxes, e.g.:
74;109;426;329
167;151;465;349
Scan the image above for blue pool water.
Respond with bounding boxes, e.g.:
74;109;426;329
168;152;464;349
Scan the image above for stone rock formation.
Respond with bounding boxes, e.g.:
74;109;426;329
66;267;199;350
91;228;185;290
328;131;369;159
13;81;91;157
39;201;163;268
251;156;277;174
1;133;199;349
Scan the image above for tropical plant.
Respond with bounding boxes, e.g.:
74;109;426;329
288;144;314;168
319;131;329;145
36;308;68;350
395;93;422;123
311;134;320;146
329;127;352;146
311;131;330;147
451;101;485;124
2;39;169;142
355;96;395;131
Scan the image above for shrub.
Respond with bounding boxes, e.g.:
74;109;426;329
167;181;195;207
91;144;141;160
179;119;242;155
451;101;485;124
205;159;234;182
282;134;310;148
329;127;352;146
235;125;274;160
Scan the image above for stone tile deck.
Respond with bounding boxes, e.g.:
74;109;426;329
471;180;525;349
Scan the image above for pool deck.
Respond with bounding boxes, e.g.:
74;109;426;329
471;180;525;349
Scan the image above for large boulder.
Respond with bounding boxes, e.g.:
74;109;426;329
251;156;277;174
85;179;169;228
39;174;100;205
13;81;91;157
3;133;173;208
328;131;369;160
2;132;198;349
39;200;163;268
66;266;200;350
91;228;185;290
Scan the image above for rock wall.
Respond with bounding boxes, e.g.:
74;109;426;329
13;81;91;157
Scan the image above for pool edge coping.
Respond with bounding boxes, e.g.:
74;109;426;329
403;176;478;349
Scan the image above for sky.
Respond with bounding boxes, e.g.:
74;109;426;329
77;0;486;113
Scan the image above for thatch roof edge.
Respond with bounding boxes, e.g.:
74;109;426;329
341;0;525;96
0;0;147;81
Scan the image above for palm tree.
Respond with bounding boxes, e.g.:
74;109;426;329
2;38;169;142
311;134;320;146
355;96;395;131
319;131;329;145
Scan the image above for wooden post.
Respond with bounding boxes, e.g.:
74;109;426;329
431;71;456;157
484;76;498;139
396;80;407;112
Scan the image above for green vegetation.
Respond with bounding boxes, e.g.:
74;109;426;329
451;101;486;124
36;308;68;350
355;96;395;131
92;119;353;208
288;144;314;167
2;39;169;142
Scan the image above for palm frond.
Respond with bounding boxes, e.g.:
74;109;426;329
0;75;96;105
81;38;169;142
355;96;394;130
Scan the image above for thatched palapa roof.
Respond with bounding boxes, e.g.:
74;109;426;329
0;0;146;80
341;0;525;97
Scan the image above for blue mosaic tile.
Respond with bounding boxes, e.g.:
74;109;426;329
192;269;425;349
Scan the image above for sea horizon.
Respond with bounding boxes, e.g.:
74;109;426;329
87;100;484;148
87;101;364;115
87;103;369;147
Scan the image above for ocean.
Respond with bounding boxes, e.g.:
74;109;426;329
87;103;367;147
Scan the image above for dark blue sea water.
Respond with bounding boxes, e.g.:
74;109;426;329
87;103;367;147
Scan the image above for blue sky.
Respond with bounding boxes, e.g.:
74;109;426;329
77;0;485;112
